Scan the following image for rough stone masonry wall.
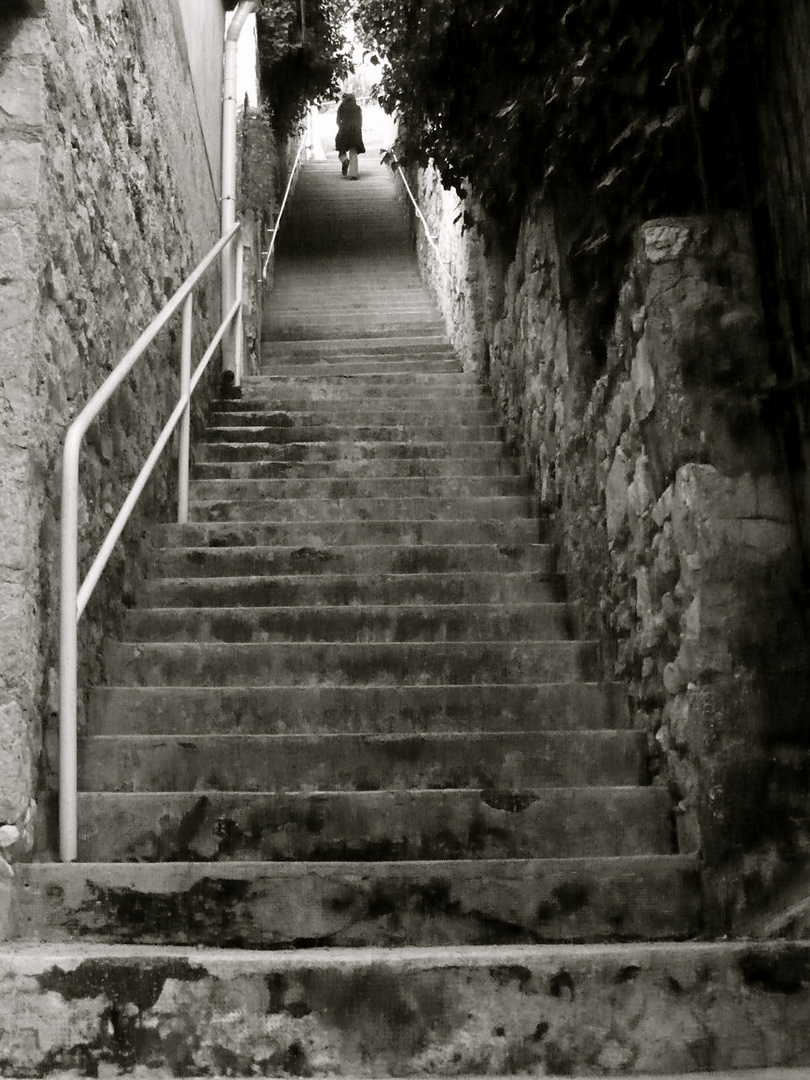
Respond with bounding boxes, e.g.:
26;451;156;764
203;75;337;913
0;0;222;900
417;163;810;932
755;5;810;573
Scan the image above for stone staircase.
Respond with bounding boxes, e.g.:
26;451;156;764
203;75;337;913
8;155;810;1077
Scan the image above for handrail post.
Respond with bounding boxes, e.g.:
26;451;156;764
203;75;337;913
178;293;194;523
59;431;81;862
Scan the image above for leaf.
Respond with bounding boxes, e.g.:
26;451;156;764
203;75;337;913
596;166;623;191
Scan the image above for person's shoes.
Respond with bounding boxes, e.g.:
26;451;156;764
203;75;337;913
341;160;348;176
350;176;358;180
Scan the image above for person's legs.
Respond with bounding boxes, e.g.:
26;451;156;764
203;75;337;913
339;151;348;176
348;149;358;179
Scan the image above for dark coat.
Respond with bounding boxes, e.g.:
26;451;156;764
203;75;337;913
335;96;365;154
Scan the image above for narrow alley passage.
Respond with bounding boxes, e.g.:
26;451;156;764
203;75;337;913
20;132;701;946
10;101;809;1080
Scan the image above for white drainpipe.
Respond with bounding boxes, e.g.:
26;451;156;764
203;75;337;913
221;0;258;385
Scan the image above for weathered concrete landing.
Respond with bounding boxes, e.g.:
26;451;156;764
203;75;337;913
1;942;810;1076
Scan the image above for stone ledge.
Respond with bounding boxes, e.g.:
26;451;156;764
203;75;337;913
1;941;809;1076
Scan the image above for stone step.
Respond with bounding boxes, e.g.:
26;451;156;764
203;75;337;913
4;1072;807;1080
223;405;497;426
260;335;448;355
204;422;504;443
106;639;601;687
192;456;521;480
264;303;441;316
265;309;439;324
122;602;572;643
156;518;539;548
196;440;510;463
190;496;534;523
211;401;496;421
267;285;433;299
238;385;489;405
78;730;646;792
258;352;457;368
74;787;674;863
17;859;704;946
265;304;438;319
153;544;554;579
266;327;448;344
89;682;628;735
139;571;561;608
264;321;446;340
188;476;530;502
261;341;456;356
261;358;463;376
248;371;477;389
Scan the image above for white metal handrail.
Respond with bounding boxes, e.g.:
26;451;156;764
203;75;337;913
388;153;454;283
262;136;308;280
59;221;243;862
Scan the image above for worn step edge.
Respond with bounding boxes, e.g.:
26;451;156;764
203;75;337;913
14;854;703;947
5;1072;809;1080
121;603;574;643
191;461;522;480
155;520;540;546
75;786;674;862
88;682;628;735
139;572;564;606
153;545;554;578
78;730;646;791
197;441;509;455
106;640;601;688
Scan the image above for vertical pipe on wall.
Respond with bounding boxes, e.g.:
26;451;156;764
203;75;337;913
59;433;81;863
221;1;258;385
178;293;194;524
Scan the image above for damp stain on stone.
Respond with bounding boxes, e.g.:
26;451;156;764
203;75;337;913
291;546;337;564
549;968;576;999
488;964;533;991
553;880;590;913
536;880;591;925
312;966;436;1063
213;815;246;858
738;948;810;994
36;957;207;1007
82;876;253;944
284;1039;312;1076
615;964;642;984
497;545;524;559
481;788;539;813
156;794;210;860
208;531;243;547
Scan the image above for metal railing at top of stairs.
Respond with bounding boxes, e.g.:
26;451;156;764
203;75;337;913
386;150;454;283
58;221;244;863
262;136;308;282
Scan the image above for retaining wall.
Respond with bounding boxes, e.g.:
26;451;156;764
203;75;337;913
416;168;810;932
0;0;224;903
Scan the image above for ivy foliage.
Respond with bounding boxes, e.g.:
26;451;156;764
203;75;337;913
256;0;352;138
238;106;278;217
355;0;765;317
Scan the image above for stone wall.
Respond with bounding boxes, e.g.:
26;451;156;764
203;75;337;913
754;5;810;582
416;165;810;932
0;0;224;895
